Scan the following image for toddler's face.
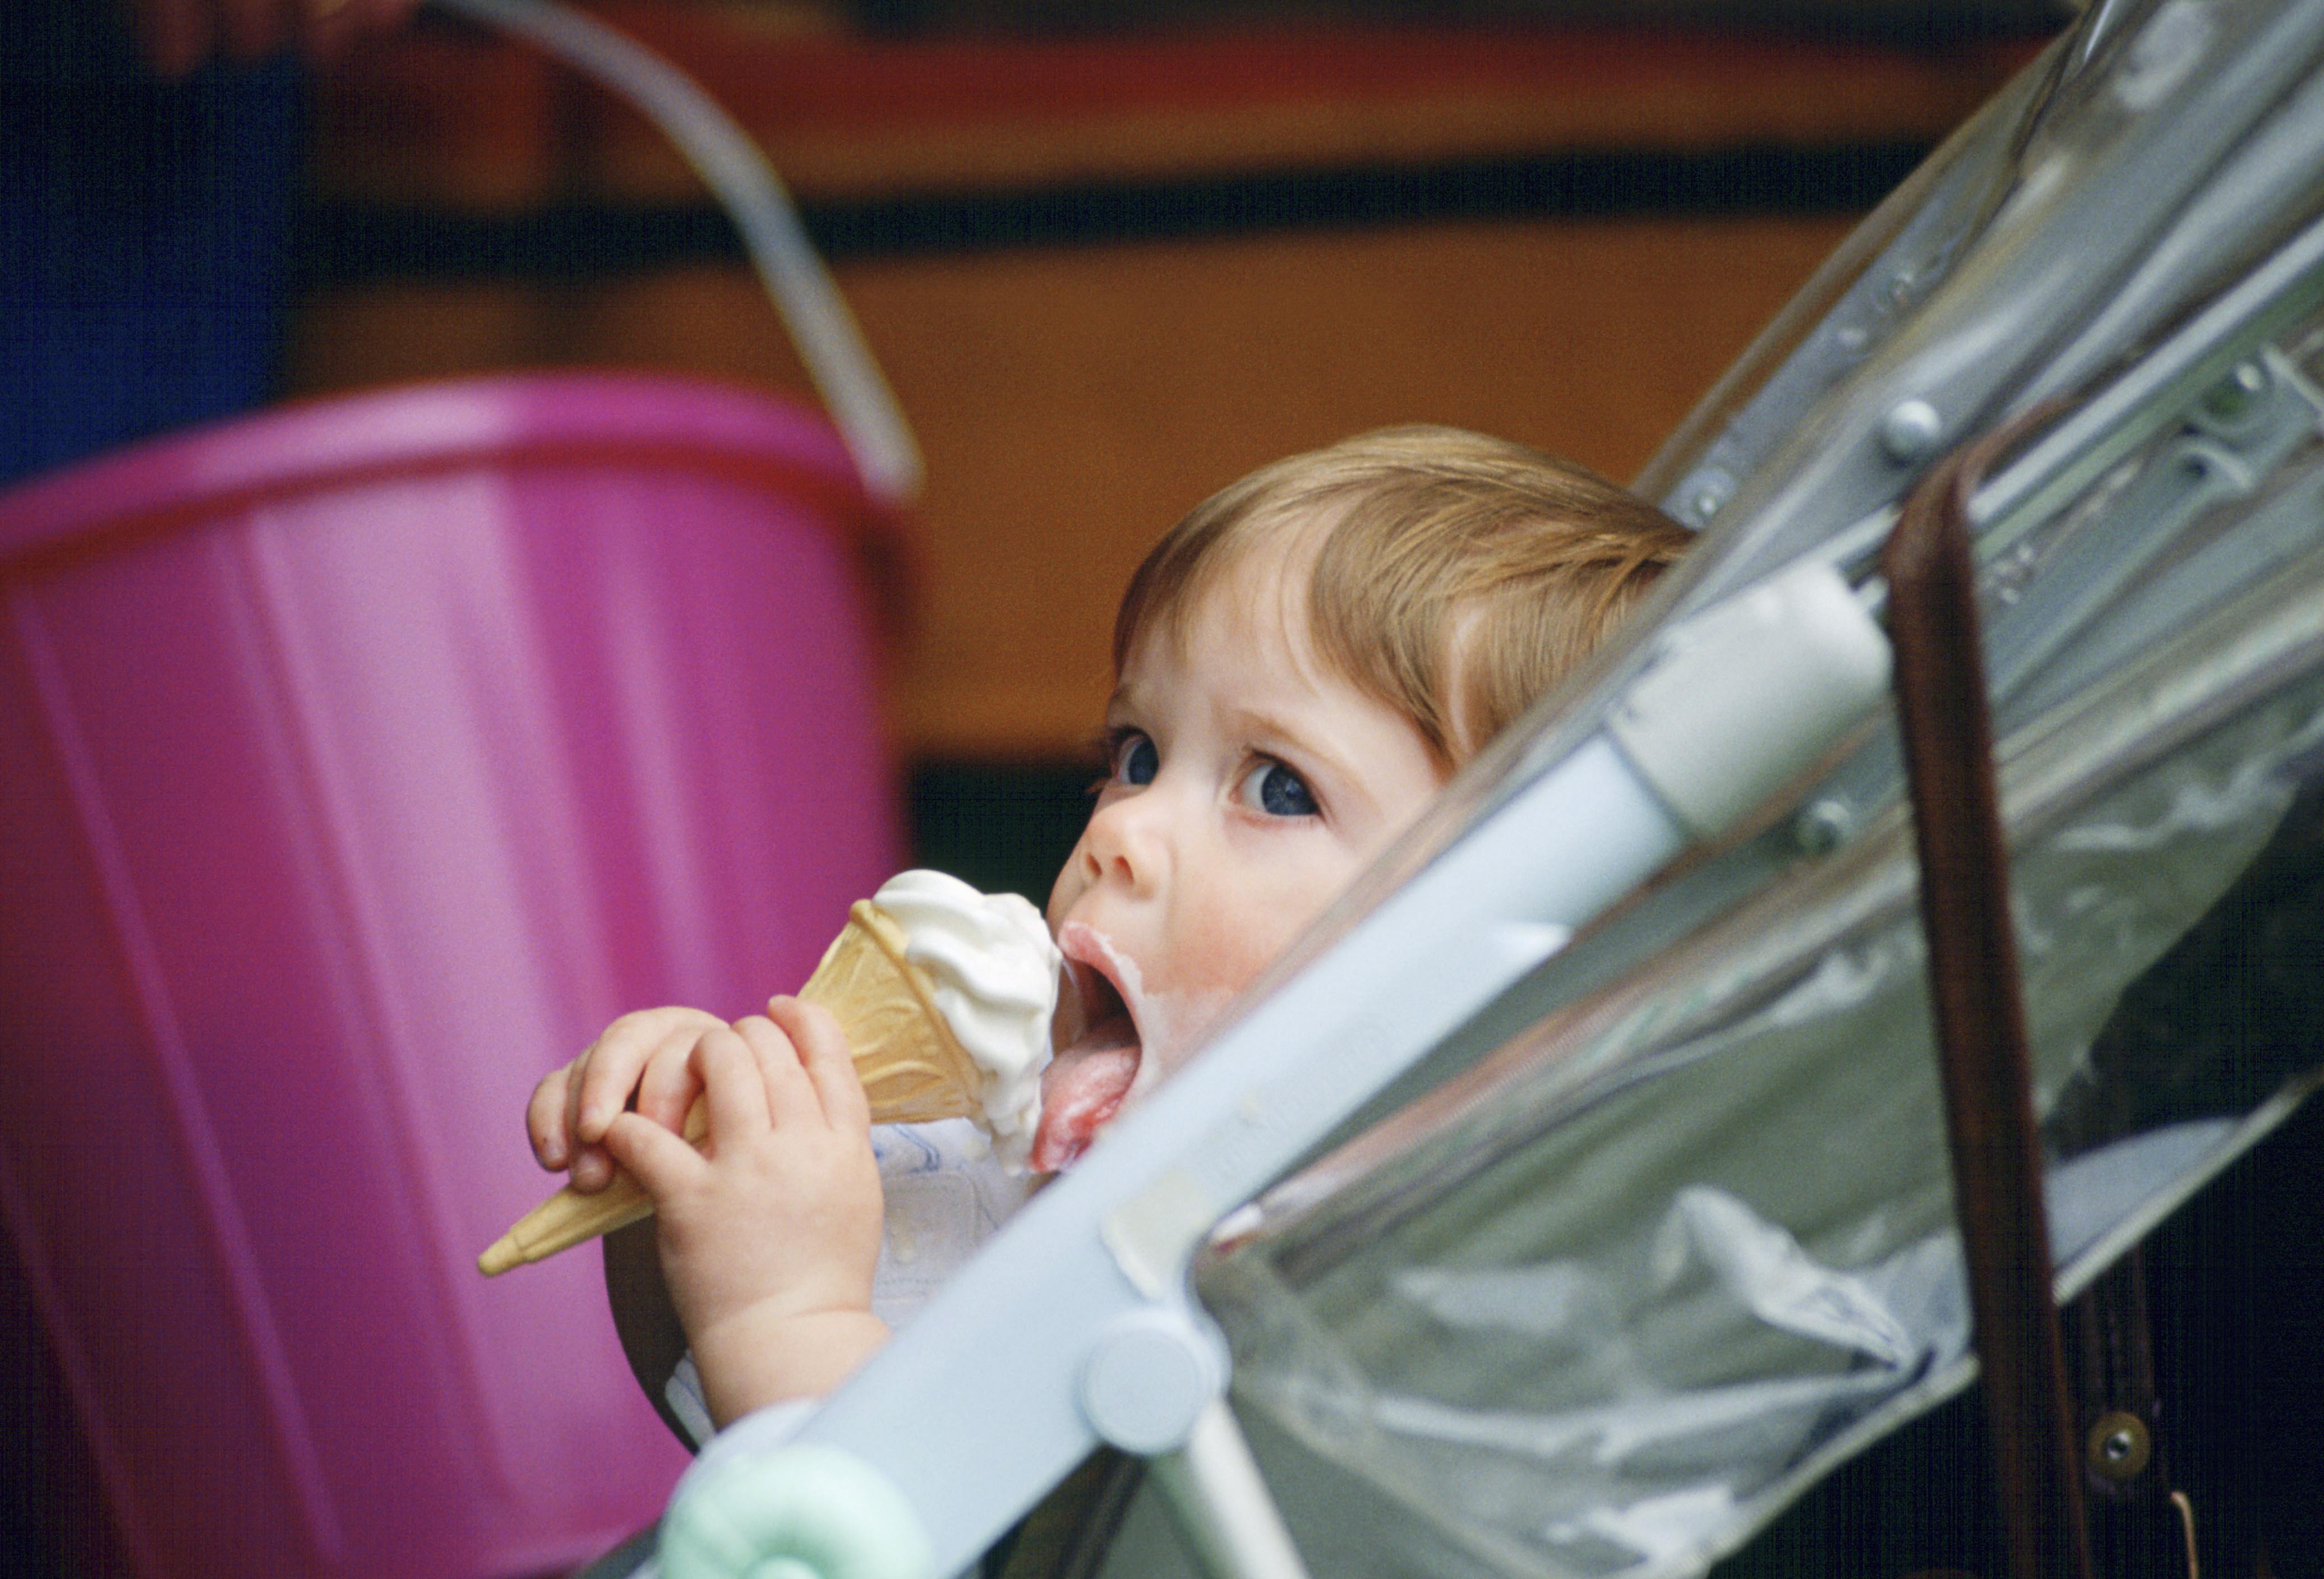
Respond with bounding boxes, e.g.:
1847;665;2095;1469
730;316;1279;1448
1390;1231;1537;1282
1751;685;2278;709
1031;544;1444;1170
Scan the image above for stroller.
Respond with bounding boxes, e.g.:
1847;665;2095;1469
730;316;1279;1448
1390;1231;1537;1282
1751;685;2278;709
645;0;2324;1575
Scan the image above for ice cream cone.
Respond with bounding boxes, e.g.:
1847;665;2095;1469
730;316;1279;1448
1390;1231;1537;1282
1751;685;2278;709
805;900;989;1124
478;901;986;1276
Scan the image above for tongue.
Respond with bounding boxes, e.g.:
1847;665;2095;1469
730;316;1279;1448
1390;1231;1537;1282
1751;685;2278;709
1030;1031;1139;1172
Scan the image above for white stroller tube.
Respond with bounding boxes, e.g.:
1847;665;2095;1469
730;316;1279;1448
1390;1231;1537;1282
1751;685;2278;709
427;0;925;504
653;559;1893;1579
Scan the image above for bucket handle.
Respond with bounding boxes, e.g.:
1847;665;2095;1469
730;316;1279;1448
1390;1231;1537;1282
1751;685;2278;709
428;0;924;505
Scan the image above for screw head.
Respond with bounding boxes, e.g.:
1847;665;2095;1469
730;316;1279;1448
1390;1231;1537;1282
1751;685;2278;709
1679;471;1732;527
2200;360;2269;423
2086;1410;2152;1481
1794;798;1855;853
1879;400;1944;465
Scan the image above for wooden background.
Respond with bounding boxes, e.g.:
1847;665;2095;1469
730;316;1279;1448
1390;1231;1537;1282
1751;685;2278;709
292;4;2040;765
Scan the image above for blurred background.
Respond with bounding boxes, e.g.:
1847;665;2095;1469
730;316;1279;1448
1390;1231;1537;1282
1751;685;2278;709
2;1;2072;1574
7;0;2066;902
287;0;2056;899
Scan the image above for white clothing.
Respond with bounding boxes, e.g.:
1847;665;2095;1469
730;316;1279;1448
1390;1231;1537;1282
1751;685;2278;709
664;1118;1035;1446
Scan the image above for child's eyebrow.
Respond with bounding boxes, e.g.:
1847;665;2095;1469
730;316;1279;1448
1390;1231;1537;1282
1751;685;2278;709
1223;703;1365;787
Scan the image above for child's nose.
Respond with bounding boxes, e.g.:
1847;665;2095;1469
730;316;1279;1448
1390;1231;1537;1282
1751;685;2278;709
1080;791;1166;896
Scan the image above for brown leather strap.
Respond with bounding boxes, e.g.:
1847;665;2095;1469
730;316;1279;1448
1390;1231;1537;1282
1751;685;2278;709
2067;1250;2196;1578
1884;418;2093;1579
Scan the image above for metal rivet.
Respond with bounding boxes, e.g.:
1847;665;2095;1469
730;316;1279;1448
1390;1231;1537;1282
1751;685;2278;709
1794;798;1856;854
1680;473;1731;526
2087;1410;2152;1482
1880;400;1944;465
2200;359;2268;422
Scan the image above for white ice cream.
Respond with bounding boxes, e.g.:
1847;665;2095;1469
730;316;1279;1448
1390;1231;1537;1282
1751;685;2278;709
870;869;1061;1171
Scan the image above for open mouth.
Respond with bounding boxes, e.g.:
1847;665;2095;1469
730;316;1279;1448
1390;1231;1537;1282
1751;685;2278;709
1031;939;1144;1171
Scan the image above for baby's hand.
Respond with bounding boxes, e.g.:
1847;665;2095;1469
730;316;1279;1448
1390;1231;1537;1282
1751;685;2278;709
603;998;888;1421
527;1005;723;1193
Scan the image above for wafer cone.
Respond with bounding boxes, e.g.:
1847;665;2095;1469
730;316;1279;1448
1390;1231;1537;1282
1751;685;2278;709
479;902;987;1275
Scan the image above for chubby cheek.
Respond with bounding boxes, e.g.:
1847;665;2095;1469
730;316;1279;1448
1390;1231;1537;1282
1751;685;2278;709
1133;864;1339;1077
1125;985;1238;1095
1145;912;1289;1006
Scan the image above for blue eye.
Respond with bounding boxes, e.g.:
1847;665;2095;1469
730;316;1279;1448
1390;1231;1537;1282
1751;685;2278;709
1244;761;1317;818
1113;731;1159;787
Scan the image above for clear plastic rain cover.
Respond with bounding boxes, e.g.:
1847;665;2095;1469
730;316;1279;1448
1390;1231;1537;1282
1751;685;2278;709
1183;2;2324;1575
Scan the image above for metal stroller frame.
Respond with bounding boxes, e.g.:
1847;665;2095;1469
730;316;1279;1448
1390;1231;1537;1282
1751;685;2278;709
539;0;2324;1572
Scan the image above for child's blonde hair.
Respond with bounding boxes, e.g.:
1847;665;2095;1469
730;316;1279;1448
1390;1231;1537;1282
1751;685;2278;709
1114;426;1690;766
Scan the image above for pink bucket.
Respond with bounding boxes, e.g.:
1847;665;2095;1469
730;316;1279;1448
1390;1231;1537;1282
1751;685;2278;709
0;373;905;1579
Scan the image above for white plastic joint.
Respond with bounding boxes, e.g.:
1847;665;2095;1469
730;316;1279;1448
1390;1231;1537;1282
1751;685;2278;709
1078;1306;1227;1457
1608;558;1892;842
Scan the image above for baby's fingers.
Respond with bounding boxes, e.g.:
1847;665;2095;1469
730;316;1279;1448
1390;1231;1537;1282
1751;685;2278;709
732;1013;823;1132
527;1066;575;1170
559;1041;635;1196
529;1062;616;1193
601;1111;706;1203
571;1007;720;1144
693;1026;774;1141
563;1007;722;1192
771;996;869;1131
635;1024;709;1135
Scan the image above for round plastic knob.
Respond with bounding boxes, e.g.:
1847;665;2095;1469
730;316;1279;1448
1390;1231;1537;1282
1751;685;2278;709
1078;1308;1224;1456
661;1444;933;1579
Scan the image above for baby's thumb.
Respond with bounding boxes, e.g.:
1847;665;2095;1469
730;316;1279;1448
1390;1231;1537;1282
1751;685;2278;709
600;1111;700;1198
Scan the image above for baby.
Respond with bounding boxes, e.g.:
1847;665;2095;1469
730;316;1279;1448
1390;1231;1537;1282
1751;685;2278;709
527;424;1689;1435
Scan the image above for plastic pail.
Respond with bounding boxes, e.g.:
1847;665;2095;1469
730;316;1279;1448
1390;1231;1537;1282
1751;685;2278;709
0;373;904;1579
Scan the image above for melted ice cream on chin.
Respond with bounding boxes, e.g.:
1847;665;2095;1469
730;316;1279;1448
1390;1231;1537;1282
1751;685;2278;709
871;870;1060;1170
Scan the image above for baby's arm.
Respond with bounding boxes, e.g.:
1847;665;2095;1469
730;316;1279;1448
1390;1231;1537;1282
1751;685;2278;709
603;999;889;1426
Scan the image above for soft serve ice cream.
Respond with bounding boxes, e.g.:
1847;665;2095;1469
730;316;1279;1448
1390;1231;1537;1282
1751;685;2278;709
869;869;1062;1171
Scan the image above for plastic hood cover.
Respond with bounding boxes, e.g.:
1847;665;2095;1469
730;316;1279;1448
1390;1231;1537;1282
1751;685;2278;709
1199;537;2324;1576
1181;2;2324;1574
